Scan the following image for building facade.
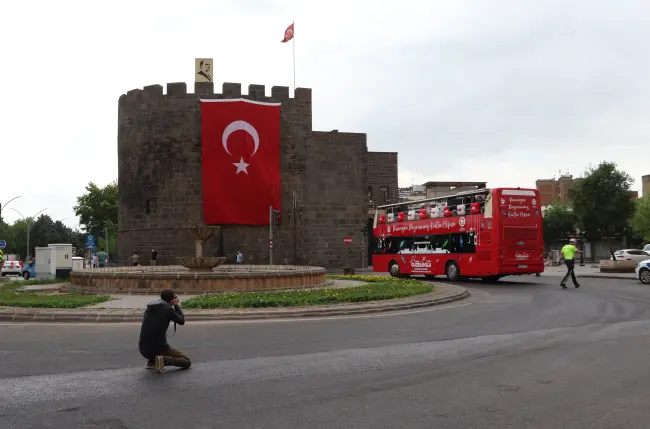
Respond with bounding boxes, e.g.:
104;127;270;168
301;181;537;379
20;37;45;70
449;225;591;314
117;82;398;269
536;175;576;207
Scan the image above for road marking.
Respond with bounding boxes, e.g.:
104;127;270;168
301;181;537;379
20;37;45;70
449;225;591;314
0;302;473;328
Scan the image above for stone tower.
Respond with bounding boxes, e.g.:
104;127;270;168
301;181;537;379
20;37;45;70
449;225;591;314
117;82;384;268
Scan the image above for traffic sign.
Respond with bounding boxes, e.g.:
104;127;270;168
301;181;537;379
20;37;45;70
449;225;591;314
85;235;96;249
344;236;352;245
72;247;77;256
0;240;6;249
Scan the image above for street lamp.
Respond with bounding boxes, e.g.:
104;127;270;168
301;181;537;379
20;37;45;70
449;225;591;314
10;207;47;261
0;196;22;221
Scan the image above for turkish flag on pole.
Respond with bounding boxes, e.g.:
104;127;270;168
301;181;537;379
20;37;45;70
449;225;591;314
201;99;281;225
281;23;294;43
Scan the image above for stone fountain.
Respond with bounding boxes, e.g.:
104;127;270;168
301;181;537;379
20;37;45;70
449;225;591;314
176;224;227;272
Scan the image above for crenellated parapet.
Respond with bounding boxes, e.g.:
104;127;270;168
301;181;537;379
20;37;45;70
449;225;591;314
118;82;312;119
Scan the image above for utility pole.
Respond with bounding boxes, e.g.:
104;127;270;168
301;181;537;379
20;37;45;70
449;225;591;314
105;227;109;267
269;205;273;265
292;192;297;265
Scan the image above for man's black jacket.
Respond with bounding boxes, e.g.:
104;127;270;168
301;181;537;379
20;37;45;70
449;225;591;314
138;298;185;352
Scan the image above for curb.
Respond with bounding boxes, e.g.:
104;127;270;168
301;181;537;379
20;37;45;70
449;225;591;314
578;274;638;281
0;286;470;323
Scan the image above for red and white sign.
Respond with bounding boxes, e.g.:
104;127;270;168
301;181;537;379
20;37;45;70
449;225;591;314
344;236;352;245
200;99;281;225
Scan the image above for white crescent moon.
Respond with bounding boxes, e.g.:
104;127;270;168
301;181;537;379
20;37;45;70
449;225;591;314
222;120;260;156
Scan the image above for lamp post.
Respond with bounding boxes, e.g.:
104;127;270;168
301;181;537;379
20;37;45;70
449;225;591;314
577;227;585;266
104;220;116;267
10;208;47;261
0;196;22;221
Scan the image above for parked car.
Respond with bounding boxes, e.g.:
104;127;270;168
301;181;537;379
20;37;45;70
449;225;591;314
644;244;650;253
21;260;36;280
1;260;23;276
611;249;650;263
635;258;650;284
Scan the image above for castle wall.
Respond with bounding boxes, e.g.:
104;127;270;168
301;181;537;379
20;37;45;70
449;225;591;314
367;152;399;207
117;82;375;268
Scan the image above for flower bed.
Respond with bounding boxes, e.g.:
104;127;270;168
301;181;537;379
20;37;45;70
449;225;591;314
182;275;432;309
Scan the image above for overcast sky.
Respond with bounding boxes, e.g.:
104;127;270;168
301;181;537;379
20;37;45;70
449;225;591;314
2;0;649;228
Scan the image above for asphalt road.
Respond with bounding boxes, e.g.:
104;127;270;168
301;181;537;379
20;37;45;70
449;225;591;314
2;275;650;428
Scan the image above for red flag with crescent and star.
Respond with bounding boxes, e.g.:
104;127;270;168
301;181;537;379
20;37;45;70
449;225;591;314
201;99;281;225
281;23;294;43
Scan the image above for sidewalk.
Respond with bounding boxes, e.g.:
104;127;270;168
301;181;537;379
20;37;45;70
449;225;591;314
0;283;469;323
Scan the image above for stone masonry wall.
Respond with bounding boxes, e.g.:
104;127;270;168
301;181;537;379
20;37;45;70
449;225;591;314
367;152;399;207
303;131;368;268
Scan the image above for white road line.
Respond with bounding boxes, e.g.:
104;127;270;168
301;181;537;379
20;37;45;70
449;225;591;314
0;302;473;328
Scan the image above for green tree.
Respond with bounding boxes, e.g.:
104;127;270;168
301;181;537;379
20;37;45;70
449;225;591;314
569;162;635;241
631;196;650;242
542;202;578;245
73;181;118;237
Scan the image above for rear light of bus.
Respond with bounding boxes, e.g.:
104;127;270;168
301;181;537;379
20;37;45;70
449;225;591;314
499;249;503;260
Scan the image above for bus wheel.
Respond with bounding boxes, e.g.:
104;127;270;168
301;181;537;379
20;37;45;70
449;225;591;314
389;261;400;278
445;261;460;281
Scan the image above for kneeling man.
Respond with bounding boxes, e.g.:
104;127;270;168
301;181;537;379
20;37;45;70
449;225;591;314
139;289;191;373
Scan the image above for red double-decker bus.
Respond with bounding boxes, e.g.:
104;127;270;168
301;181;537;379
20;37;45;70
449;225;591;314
372;187;544;281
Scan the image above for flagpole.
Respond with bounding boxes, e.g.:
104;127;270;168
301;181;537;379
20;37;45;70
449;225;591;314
292;20;296;93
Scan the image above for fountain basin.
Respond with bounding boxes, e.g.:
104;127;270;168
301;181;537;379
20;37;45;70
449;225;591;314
69;264;327;294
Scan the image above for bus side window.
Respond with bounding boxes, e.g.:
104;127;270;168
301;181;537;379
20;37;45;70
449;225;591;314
449;233;476;254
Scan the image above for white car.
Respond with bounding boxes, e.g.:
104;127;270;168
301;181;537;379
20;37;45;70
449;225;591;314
644;244;650;253
612;249;650;263
1;260;23;276
635;259;650;284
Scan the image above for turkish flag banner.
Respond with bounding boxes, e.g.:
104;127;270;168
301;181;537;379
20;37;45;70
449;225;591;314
201;99;281;225
281;23;294;43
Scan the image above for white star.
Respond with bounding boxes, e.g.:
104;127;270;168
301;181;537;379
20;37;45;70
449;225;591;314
233;157;250;175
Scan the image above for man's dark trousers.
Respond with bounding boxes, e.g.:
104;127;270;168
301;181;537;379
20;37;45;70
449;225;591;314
140;344;191;368
561;259;579;287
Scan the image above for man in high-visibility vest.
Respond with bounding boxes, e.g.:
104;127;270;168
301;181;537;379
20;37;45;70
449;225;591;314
560;238;582;289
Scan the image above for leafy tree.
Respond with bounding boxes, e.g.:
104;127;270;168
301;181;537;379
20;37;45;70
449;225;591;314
1;215;83;259
542;201;578;245
631;196;650;242
73;181;118;237
569;162;635;241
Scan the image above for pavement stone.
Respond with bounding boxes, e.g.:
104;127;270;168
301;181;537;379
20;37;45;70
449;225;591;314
0;283;469;323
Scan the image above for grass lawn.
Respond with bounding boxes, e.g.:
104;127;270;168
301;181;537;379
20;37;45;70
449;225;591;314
182;275;433;309
0;280;111;308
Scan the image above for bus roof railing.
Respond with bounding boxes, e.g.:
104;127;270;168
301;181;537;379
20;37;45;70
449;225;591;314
376;188;491;210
